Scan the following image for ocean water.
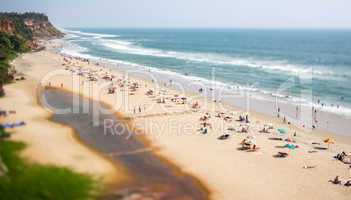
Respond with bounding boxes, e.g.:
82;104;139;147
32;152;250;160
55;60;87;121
60;28;351;116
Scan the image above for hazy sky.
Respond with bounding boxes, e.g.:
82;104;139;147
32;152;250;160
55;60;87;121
1;0;351;29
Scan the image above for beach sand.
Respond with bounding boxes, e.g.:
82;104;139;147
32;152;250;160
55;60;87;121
4;41;351;200
0;53;128;186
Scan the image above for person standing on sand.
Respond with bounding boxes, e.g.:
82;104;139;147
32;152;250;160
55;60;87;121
138;106;141;113
245;115;249;123
296;105;299;119
314;108;317;123
277;107;280;118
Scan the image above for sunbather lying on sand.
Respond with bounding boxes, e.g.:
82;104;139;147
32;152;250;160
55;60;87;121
334;151;351;164
275;152;289;158
0;121;26;129
218;134;230;140
302;165;316;169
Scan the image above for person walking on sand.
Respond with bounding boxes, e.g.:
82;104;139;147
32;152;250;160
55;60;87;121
296;105;299;119
138;106;141;113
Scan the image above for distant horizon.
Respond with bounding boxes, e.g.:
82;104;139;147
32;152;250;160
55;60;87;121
63;26;351;31
2;0;351;29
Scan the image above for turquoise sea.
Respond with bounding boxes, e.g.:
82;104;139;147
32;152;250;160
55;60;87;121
60;28;351;116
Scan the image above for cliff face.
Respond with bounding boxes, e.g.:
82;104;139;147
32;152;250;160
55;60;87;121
0;12;63;93
0;12;63;40
23;18;63;39
0;20;15;35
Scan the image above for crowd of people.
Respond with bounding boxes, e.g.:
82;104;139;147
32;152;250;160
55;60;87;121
56;54;351;189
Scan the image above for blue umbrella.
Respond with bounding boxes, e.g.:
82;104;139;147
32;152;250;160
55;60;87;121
285;143;297;150
277;128;288;134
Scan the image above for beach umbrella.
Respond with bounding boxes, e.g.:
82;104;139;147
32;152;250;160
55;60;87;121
285;143;297;150
324;138;334;149
324;138;334;144
277;128;288;134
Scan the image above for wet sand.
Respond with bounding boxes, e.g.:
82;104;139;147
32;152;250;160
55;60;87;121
0;77;121;185
42;88;210;199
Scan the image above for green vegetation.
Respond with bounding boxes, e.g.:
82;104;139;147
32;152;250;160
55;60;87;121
0;32;28;93
0;12;93;200
0;31;29;82
0;129;98;200
0;12;40;95
0;12;63;91
0;12;49;22
0;12;49;40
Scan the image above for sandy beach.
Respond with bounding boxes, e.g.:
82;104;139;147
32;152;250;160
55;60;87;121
0;53;127;187
3;40;351;200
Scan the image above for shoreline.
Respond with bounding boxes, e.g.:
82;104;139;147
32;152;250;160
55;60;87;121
56;37;351;137
6;41;351;199
53;45;351;145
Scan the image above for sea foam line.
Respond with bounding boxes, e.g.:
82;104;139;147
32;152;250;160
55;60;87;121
96;38;345;80
63;29;117;39
59;36;351;117
64;30;345;80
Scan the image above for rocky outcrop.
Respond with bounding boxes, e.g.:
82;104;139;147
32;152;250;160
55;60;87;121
0;12;64;40
0;19;15;35
0;13;62;91
23;18;63;39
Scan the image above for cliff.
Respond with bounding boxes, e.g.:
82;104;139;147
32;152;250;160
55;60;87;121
0;12;63;95
0;12;63;40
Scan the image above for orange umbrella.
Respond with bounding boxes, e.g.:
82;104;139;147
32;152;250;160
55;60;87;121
324;138;334;144
324;138;334;149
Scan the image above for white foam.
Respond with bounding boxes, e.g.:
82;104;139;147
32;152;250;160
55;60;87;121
63;29;117;39
59;37;351;117
317;105;351;116
59;41;98;60
96;38;346;80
